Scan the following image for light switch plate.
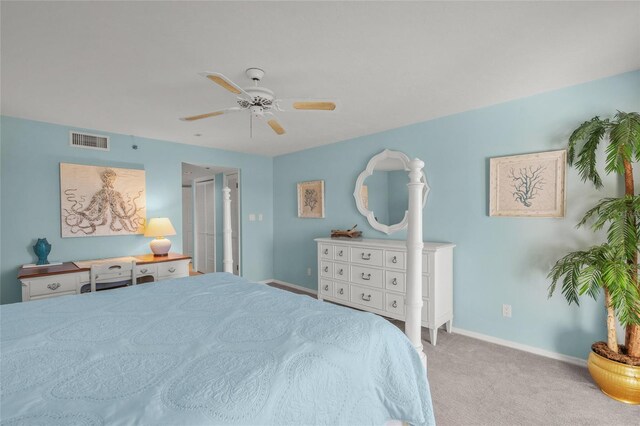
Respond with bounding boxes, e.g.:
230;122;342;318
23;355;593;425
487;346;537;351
249;214;256;221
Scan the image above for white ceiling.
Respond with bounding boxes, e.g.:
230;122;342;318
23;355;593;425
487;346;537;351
2;1;639;157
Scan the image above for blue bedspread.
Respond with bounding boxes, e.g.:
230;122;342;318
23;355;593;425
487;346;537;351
1;273;435;425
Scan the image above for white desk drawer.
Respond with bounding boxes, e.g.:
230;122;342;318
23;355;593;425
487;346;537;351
319;244;334;260
334;281;350;301
136;264;157;277
386;294;405;315
333;246;350;262
333;264;349;282
386;271;406;292
351;284;384;311
351;266;383;288
350;247;383;267
320;261;333;278
158;261;188;279
385;250;405;269
320;279;333;297
29;275;77;297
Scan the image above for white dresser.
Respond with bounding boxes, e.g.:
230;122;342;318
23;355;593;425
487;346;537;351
315;238;455;345
18;253;191;302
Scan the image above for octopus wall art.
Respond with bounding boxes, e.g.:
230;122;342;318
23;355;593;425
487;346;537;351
60;163;146;237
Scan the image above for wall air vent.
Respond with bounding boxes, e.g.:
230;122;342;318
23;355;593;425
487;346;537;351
69;131;110;151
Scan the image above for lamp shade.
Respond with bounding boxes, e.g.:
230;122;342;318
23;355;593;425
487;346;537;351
144;218;176;238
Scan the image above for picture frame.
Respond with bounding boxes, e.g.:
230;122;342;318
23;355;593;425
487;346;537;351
60;163;146;237
489;150;566;217
297;180;325;218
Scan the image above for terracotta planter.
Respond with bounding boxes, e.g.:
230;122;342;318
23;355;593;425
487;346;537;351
588;351;640;404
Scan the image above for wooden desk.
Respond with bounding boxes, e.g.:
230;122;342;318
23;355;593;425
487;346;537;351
18;253;191;302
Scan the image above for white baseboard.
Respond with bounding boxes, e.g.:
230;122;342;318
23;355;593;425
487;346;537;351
451;327;587;367
257;279;318;296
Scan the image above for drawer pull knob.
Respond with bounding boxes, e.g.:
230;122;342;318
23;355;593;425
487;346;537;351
392;300;398;308
47;283;61;291
361;253;371;260
324;285;329;291
391;256;398;264
338;269;343;275
361;273;371;281
338;250;343;256
361;293;372;302
323;249;329;255
168;267;176;273
392;278;398;286
338;288;344;295
323;266;329;273
140;268;148;274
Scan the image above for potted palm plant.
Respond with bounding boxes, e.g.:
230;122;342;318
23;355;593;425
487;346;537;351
548;111;640;404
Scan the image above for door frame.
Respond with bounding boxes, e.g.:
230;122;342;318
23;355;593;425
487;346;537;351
223;171;242;276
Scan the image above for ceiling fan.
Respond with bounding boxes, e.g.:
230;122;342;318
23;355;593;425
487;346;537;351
180;68;339;136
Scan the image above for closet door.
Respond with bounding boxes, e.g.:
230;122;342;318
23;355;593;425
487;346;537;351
195;179;216;273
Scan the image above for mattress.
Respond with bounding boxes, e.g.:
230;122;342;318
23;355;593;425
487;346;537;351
0;273;435;425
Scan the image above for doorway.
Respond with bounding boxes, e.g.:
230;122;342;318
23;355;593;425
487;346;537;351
182;163;242;275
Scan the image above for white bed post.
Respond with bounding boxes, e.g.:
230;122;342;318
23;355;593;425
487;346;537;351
406;158;426;368
222;186;233;273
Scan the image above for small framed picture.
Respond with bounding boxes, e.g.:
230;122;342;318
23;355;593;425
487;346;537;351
489;150;566;217
297;180;325;218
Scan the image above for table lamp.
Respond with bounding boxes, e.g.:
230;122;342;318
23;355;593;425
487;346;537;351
144;218;176;256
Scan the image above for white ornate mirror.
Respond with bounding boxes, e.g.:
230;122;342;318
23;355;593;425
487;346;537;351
353;149;429;234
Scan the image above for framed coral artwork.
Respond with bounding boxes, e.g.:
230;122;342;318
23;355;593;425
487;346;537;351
60;163;146;237
297;180;325;219
489;150;566;217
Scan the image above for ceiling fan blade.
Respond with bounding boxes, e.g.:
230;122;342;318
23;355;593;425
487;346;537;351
267;118;286;135
180;107;242;121
276;98;339;112
198;72;253;99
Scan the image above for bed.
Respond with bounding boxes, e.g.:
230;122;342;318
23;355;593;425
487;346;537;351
1;273;435;425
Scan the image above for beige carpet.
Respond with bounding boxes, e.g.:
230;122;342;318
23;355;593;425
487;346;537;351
267;282;640;425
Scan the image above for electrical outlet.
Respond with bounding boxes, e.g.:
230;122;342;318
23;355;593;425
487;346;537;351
249;214;256;221
307;268;312;276
258;213;263;221
502;304;512;318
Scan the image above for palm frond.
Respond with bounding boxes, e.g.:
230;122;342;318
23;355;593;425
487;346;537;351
568;117;608;188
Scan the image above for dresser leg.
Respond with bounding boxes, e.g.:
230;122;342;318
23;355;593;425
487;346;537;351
445;319;452;333
428;328;438;346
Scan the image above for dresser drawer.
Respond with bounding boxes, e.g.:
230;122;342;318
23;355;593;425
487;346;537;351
157;261;188;279
385;271;406;292
422;253;432;275
333;264;349;282
333;281;350;301
319;279;333;297
136;264;157;277
385;250;405;269
422;275;431;299
319;244;334;260
320;261;334;278
350;247;383;267
386;294;405;315
350;284;384;311
350;266;383;288
29;275;77;297
333;246;350;262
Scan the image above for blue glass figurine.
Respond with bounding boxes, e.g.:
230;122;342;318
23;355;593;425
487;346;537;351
33;238;52;265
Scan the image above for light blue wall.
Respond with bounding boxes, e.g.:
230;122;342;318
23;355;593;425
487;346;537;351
0;116;274;304
272;70;640;360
